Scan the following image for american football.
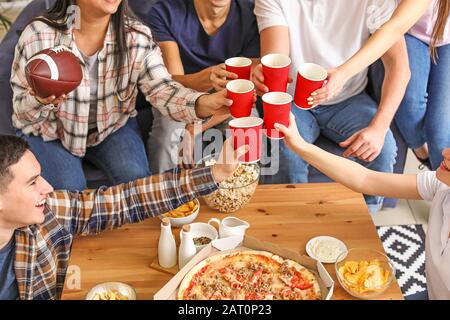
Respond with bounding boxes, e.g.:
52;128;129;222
25;45;83;98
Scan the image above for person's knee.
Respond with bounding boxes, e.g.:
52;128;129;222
114;162;150;184
62;179;87;192
150;116;185;143
401;92;426;110
49;171;86;191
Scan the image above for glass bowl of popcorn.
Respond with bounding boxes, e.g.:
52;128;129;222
199;154;260;213
335;248;396;299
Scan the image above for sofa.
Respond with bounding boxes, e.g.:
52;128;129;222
0;0;407;208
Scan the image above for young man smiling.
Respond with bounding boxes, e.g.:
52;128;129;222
0;134;245;300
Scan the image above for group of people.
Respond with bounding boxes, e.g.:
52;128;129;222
0;0;448;300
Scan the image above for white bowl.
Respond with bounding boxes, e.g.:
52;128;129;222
85;282;136;300
306;236;348;264
180;222;219;252
159;199;200;228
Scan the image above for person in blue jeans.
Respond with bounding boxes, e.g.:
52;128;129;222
138;0;260;173
16;117;148;191
252;0;414;213
395;1;450;170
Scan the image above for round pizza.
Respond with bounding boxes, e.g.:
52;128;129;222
177;250;321;300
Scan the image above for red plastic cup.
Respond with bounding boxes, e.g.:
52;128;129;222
229;117;263;164
261;53;291;93
262;92;292;140
294;63;328;110
227;79;255;118
225;57;252;80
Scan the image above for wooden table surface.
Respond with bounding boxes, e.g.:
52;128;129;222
61;183;403;300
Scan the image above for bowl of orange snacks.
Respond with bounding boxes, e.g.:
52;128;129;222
160;199;200;228
335;248;396;299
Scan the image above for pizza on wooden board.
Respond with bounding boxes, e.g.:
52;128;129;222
177;250;321;300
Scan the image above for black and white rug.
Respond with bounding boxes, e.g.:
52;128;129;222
376;224;427;297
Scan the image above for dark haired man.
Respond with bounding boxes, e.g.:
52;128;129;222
0;134;245;300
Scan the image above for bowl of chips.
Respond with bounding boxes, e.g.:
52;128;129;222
160;199;200;228
335;248;396;299
85;282;136;300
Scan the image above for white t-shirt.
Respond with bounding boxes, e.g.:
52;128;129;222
254;0;396;105
417;171;450;300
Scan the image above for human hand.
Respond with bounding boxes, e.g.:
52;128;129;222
339;126;387;162
195;89;233;119
252;63;293;96
307;68;350;107
210;63;238;91
212;137;249;183
30;90;67;107
274;113;307;152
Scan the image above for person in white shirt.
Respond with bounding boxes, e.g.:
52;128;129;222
275;113;450;300
252;0;429;213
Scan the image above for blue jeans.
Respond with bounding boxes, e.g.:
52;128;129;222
17;117;150;191
272;92;397;213
395;34;450;169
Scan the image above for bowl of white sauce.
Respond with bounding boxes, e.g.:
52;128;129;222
306;236;348;264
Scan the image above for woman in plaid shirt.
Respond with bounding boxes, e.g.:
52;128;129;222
11;0;233;191
0;134;247;300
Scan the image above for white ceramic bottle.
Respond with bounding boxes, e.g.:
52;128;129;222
178;225;197;269
158;218;177;268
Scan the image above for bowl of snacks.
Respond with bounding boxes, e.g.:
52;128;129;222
180;222;219;252
160;199;200;228
335;248;396;299
181;222;219;252
199;154;260;213
85;282;136;300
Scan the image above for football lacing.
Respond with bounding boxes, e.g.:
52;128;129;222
50;45;70;54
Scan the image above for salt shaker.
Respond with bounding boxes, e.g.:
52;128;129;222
178;225;197;269
158;218;177;268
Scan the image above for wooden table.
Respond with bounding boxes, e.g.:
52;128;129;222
61;183;403;300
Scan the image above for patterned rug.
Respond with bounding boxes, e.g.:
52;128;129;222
376;224;427;297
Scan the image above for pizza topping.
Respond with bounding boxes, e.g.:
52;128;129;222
249;269;263;285
280;262;294;276
249;262;265;271
245;292;274;300
196;265;210;278
219;267;244;289
280;287;302;300
236;267;253;280
279;270;313;290
291;274;313;290
203;284;215;298
210;289;224;300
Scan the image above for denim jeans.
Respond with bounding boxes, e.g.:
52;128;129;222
17;117;150;191
395;34;450;169
271;92;397;213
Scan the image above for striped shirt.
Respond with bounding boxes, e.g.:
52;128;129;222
11;19;205;157
13;166;218;300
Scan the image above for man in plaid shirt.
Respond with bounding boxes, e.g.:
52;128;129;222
0;134;246;300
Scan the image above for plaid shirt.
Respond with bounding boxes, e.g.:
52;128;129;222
11;19;204;157
13;166;218;300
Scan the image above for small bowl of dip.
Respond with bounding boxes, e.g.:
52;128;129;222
306;236;348;264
